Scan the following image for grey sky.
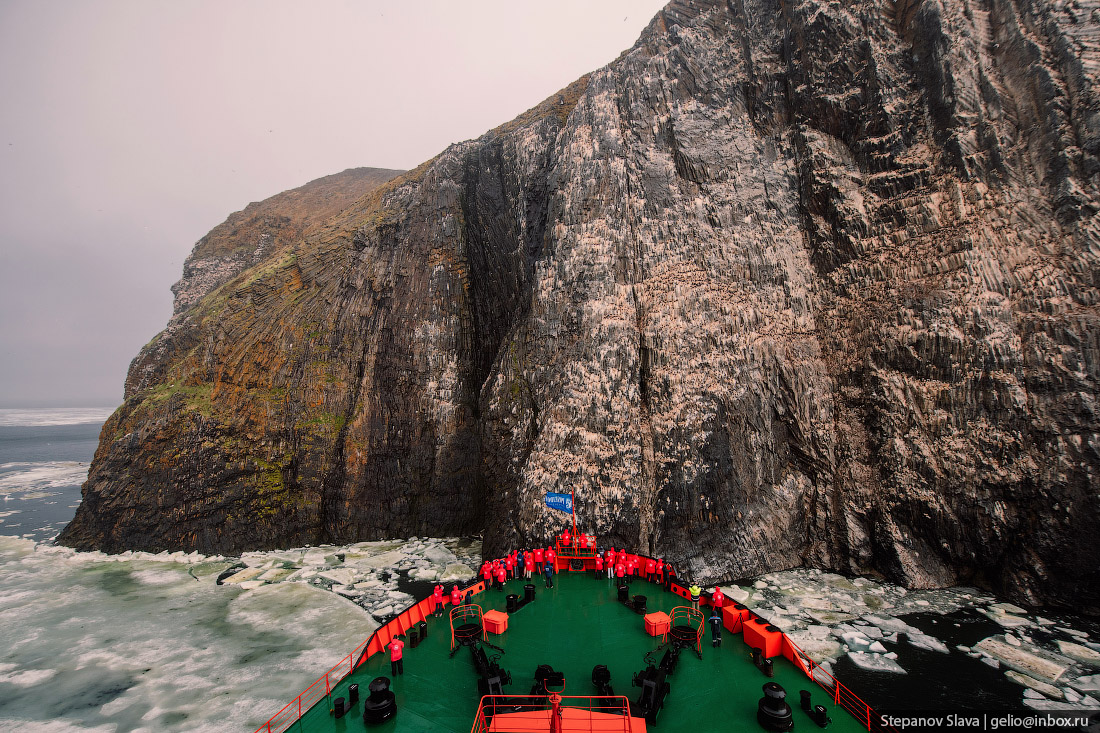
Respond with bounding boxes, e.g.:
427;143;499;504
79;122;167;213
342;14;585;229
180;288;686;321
0;0;668;408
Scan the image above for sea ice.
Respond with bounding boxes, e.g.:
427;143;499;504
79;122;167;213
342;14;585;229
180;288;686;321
1056;640;1100;668
906;632;949;653
975;636;1069;683
847;651;906;674
1070;674;1100;693
1005;671;1064;699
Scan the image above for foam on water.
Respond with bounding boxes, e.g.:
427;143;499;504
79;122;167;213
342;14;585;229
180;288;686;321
0;537;379;732
0;408;115;428
0;462;90;495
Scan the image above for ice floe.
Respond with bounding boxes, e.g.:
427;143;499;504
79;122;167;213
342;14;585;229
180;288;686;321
847;650;907;674
0;533;480;731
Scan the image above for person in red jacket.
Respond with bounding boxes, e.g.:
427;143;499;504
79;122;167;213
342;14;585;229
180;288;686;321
710;586;725;608
389;635;405;675
450;584;462;607
433;583;445;616
546;546;556;565
645;557;657;583
524;550;534;579
561;530;572;547
495;564;506;591
481;562;493;587
615;561;625;582
533;547;544;567
605;548;616;579
657;558;665;584
505;554;515;580
594;554;603;578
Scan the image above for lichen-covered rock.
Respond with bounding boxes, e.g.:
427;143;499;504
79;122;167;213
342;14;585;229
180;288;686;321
60;0;1100;613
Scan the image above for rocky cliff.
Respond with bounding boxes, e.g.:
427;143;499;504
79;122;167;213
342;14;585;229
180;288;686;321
60;0;1100;612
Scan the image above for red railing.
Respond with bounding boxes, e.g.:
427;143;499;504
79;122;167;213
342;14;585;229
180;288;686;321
254;637;369;733
253;580;488;733
470;694;633;733
784;637;898;733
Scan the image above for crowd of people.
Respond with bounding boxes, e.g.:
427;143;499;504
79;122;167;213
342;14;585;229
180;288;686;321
466;530;724;606
402;530;731;672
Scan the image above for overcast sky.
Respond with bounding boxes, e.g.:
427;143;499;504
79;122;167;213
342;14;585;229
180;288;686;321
0;0;668;408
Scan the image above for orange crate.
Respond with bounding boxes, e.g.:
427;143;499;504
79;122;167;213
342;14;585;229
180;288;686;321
483;609;508;634
644;611;670;637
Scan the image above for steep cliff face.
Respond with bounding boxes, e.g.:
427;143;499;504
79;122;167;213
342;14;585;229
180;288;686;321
60;0;1100;612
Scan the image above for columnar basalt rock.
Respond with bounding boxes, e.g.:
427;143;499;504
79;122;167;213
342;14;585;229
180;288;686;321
60;0;1100;612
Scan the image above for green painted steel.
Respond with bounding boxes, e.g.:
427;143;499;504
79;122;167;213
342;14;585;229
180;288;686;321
291;571;871;733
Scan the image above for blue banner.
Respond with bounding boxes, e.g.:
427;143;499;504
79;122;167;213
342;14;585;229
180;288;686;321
544;492;573;514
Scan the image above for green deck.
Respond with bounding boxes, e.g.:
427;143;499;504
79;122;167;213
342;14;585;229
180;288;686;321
290;571;871;733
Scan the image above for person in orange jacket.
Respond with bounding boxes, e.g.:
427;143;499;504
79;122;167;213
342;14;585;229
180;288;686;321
389;634;405;675
432;583;445;616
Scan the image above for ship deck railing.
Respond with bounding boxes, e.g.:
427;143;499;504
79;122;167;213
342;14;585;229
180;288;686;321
470;694;639;733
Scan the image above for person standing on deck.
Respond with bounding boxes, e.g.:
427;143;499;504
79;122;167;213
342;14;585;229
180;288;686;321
665;563;676;590
481;562;492;587
710;586;725;609
594;553;603;578
495;563;507;591
546;545;556;567
389;635;405;676
709;608;723;647
534;546;544;570
543;560;555;588
689;582;702;611
657;558;666;586
432;583;445;617
450;584;462;608
615;560;625;583
645;557;657;583
525;549;534;579
516;549;526;579
605;548;616;579
505;553;515;580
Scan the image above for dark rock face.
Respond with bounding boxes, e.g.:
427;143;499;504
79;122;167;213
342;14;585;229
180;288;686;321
60;0;1100;612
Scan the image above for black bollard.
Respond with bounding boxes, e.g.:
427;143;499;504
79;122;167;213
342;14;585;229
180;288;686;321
507;594;519;613
757;682;794;731
348;683;359;704
524;584;536;604
812;703;831;728
333;697;346;719
800;689;812;712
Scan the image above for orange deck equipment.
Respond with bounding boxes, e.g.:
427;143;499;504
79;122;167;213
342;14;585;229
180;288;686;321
743;616;783;658
644;611;670;639
483;609;509;634
722;603;751;633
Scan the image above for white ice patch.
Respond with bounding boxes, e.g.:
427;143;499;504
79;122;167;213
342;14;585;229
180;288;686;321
0;407;114;427
0;462;90;495
847;651;907;674
0;536;409;732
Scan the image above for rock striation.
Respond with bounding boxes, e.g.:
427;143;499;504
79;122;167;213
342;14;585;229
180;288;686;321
60;0;1100;613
